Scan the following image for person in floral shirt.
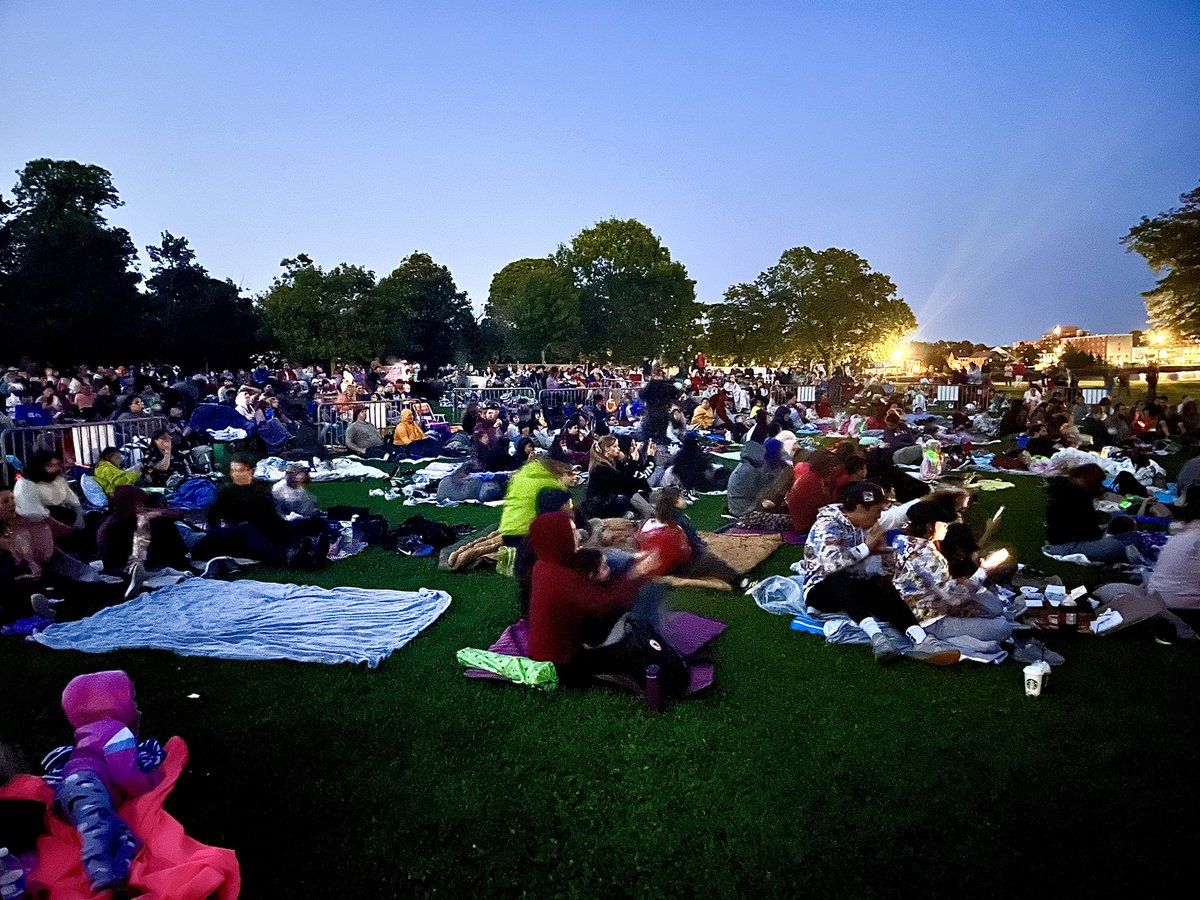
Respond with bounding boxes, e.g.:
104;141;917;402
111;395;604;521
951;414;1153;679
799;481;959;666
891;501;1013;644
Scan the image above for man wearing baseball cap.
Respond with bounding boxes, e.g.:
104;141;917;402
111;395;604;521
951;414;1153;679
798;481;960;666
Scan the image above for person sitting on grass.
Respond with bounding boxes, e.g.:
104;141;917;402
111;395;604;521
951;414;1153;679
140;429;192;487
93;447;142;497
581;435;653;520
639;487;747;588
786;448;843;534
272;464;322;519
526;504;648;680
798;481;961;666
689;397;715;429
656;434;728;493
193;455;327;568
14;450;84;544
890;501;1013;645
1044;463;1142;564
345;407;388;457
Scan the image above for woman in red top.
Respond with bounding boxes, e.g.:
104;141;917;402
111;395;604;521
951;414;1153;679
786;449;844;533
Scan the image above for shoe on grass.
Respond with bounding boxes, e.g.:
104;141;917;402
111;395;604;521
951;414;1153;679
124;561;146;600
30;593;56;620
905;639;961;666
871;632;903;665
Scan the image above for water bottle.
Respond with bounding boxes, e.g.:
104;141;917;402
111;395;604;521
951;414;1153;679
644;664;663;712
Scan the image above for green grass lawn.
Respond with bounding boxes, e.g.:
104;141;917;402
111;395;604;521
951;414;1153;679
2;467;1198;897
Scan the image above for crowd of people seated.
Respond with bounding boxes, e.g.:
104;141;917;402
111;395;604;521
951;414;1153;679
4;351;1199;678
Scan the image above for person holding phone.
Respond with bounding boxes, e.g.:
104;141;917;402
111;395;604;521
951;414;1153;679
799;482;961;666
891;503;1014;645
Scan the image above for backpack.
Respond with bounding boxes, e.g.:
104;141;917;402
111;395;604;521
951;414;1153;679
388;515;460;551
596;614;690;701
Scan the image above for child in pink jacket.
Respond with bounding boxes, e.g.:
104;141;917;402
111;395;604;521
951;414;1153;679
57;670;164;891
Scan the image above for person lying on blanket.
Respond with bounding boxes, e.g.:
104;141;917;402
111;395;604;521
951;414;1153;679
798;481;961;667
638;488;747;588
55;671;166;892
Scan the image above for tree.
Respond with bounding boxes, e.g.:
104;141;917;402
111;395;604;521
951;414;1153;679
553;219;698;363
373;252;477;368
706;246;916;369
259;255;378;367
702;283;788;365
0;159;146;364
483;258;579;362
145;232;263;370
1060;348;1103;370
1123;183;1200;340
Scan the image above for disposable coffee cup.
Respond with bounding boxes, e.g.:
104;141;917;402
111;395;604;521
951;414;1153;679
1024;664;1045;697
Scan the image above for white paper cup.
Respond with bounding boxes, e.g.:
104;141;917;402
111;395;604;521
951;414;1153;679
1024;664;1045;697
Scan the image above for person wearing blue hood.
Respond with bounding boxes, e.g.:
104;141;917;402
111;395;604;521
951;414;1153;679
726;437;786;517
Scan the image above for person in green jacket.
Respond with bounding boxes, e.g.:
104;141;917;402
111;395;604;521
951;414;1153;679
93;447;142;497
498;458;574;615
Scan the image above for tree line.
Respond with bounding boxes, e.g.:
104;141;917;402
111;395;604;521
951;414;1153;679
15;158;1189;372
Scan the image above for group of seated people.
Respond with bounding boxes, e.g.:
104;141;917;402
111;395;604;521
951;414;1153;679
0;449;335;627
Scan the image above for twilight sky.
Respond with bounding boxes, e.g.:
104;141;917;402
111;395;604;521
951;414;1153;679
2;0;1198;345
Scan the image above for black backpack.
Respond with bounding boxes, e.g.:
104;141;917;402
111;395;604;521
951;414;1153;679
597;615;690;701
388;515;460;551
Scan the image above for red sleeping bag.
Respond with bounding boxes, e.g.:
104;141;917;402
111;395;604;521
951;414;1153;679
0;736;240;899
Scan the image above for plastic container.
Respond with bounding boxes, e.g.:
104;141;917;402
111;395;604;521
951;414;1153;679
1015;434;1029;450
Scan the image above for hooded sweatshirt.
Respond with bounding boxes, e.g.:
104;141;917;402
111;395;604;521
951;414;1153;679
526;511;640;666
392;408;426;446
62;670;163;800
726;440;769;517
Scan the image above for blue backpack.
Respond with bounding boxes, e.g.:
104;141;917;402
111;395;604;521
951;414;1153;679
168;477;219;510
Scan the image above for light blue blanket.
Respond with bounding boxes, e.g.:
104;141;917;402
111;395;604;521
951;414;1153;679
30;579;451;668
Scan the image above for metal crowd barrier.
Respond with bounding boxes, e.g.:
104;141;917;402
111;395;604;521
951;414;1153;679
1;417;169;486
538;388;591;411
436;387;537;425
796;386;817;403
1081;388;1108;405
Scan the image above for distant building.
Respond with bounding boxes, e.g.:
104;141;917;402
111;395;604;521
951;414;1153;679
1041;325;1087;342
1060;333;1135;365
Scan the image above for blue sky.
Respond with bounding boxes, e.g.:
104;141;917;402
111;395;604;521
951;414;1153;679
2;0;1198;344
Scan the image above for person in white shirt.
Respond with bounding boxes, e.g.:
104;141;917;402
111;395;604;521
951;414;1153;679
1023;384;1043;407
13;450;84;539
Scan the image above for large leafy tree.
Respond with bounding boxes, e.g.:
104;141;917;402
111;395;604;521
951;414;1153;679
373;252;477;368
484;258;579;362
1123;183;1200;340
0;159;146;364
259;255;378;367
553;218;698;363
707;246;916;369
145;232;263;370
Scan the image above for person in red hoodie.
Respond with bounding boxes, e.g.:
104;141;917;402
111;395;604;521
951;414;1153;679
526;509;645;679
787;449;844;533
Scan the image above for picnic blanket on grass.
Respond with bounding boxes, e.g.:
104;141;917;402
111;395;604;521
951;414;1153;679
463;614;725;695
30;580;451;667
656;532;781;591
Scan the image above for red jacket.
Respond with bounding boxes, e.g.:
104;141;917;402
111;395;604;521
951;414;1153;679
527;511;640;666
786;462;834;533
